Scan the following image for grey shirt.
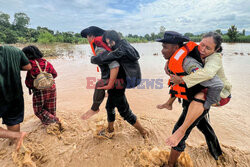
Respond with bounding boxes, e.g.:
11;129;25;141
183;56;223;109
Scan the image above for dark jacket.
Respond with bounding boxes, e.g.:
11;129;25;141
91;39;141;88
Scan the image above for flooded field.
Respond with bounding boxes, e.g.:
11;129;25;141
1;42;250;167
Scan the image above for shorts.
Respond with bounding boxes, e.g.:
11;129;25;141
202;89;231;107
0;96;24;126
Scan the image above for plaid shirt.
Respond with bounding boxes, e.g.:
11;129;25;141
25;58;57;89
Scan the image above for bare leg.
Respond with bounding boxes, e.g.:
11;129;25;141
7;124;20;132
81;109;100;120
7;124;20;145
163;148;181;167
0;127;27;151
166;92;205;147
157;97;176;110
133;120;149;138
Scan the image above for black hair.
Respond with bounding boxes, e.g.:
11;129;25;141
202;32;223;53
178;43;185;48
103;30;121;44
22;45;44;60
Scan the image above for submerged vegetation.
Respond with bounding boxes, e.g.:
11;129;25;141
1;12;250;44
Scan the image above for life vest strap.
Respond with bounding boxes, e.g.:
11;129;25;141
169;70;188;76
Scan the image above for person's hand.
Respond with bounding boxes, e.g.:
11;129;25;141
170;74;184;85
97;85;113;90
164;61;170;76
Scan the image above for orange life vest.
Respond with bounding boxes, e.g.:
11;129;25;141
90;36;112;72
168;41;197;100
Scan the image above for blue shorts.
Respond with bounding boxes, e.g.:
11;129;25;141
0;97;24;126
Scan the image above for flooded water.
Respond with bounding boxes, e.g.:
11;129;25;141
1;42;250;167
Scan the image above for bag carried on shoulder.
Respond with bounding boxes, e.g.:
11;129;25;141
32;60;54;90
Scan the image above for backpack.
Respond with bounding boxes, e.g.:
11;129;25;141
32;60;54;90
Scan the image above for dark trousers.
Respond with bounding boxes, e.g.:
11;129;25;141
106;88;137;125
172;100;222;160
91;79;108;111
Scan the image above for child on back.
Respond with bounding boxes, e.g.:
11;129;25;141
22;45;60;126
80;26;121;120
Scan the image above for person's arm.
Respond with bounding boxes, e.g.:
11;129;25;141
164;60;170;76
20;51;32;71
91;48;123;65
21;64;32;71
98;61;120;90
182;53;222;88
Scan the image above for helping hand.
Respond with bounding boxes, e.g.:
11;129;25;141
97;85;113;90
170;74;184;85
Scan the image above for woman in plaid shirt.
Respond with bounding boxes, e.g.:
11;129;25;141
22;45;60;125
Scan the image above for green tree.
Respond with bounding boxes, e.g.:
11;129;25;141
0;31;6;43
0;12;11;27
128;34;133;38
38;31;55;44
242;29;245;36
37;26;54;35
144;34;151;41
26;28;40;42
74;33;81;38
158;26;166;38
62;32;74;43
227;25;238;42
17;37;27;43
184;32;194;37
215;29;223;35
3;29;18;43
150;32;156;40
13;12;30;28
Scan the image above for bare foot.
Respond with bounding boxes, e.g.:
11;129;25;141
140;129;149;139
81;109;99;120
156;103;172;110
16;132;27;151
166;128;185;147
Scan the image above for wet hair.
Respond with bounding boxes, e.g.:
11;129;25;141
22;45;44;60
103;30;121;44
202;32;223;53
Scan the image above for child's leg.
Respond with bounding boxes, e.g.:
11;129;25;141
33;90;47;123
92;79;108;110
166;92;205;147
36;88;59;125
157;96;176;110
81;79;107;120
45;86;59;124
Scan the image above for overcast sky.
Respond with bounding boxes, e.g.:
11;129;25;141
1;0;249;35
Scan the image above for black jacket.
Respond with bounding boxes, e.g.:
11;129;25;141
91;39;141;88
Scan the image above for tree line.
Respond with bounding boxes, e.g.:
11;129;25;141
0;12;250;44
